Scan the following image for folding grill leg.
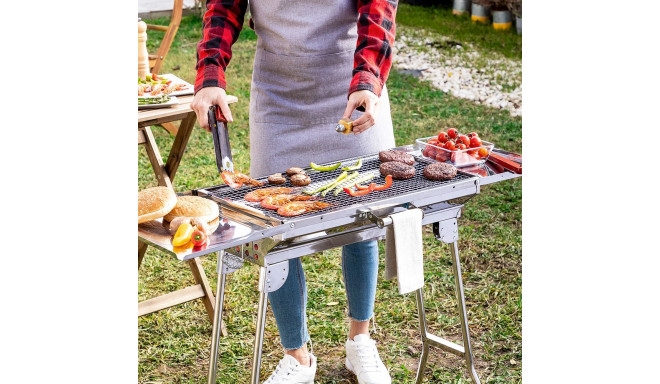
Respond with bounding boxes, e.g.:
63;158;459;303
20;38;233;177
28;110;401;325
208;252;228;384
449;241;481;384
415;288;431;384
413;220;481;384
251;266;269;384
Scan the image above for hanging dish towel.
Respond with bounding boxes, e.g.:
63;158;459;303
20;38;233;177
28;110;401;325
385;208;424;294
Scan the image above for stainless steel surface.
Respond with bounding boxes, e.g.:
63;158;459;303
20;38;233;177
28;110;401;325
138;217;254;261
251;267;269;384
449;240;481;384
265;260;289;293
415;288;430;384
208;251;227;384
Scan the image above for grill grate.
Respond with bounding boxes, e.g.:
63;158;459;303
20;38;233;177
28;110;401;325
203;153;474;222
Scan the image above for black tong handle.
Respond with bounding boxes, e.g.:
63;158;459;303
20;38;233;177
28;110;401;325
208;105;233;173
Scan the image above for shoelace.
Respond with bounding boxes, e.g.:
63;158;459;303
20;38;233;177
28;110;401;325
354;340;382;372
264;361;296;384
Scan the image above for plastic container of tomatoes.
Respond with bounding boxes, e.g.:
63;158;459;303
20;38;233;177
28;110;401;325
417;136;494;167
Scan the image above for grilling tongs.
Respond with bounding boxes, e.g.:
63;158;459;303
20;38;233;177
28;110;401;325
208;105;234;174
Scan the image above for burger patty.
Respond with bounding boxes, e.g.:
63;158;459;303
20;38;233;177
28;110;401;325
423;162;457;181
378;150;415;165
380;161;416;180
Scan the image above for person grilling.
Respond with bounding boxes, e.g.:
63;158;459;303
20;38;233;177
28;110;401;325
191;1;398;383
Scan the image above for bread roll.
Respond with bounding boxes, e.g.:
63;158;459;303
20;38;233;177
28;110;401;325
164;196;219;224
138;186;177;224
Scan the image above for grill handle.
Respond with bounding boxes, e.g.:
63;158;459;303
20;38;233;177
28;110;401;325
358;207;424;229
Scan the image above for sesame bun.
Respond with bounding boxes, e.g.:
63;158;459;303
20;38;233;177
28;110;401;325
164;196;220;225
138;187;177;224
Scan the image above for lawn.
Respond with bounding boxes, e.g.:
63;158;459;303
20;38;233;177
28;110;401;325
139;5;522;383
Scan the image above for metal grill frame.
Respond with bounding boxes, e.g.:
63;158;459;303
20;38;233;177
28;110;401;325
196;152;480;241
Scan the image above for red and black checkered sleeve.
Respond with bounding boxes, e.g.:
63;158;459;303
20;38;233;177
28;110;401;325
194;0;248;94
349;0;398;97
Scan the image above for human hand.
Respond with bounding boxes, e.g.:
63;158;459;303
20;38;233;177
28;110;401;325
191;87;234;132
341;90;380;135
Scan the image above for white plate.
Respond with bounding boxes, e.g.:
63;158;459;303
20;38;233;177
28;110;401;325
158;73;193;96
138;95;179;110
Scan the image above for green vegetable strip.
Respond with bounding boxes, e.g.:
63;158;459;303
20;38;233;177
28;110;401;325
333;173;375;196
321;171;359;197
341;158;363;171
303;171;347;195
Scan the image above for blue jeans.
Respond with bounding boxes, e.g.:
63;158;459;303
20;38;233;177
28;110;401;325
268;240;379;350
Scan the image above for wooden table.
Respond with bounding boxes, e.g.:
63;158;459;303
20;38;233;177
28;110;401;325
138;94;238;332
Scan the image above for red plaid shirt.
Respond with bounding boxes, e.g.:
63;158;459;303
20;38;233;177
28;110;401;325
195;0;397;97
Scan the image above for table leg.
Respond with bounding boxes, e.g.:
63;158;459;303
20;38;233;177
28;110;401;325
141;126;173;188
138;240;148;269
165;111;196;182
208;252;228;384
251;266;269;384
449;241;481;384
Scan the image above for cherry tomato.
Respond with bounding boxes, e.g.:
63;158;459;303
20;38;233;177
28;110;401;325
437;132;449;143
467;149;477;156
468;132;479;138
428;138;440;146
447;128;458;139
470;136;482;148
457;143;467;150
458;135;470;146
478;147;489;158
444;140;456;151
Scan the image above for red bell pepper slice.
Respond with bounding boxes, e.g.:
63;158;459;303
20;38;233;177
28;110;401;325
371;175;393;191
355;183;372;191
344;184;375;197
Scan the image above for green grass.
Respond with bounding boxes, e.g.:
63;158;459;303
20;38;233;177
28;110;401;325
139;7;521;384
395;4;522;60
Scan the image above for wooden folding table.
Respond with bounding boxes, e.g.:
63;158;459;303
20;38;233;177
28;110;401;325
138;94;238;333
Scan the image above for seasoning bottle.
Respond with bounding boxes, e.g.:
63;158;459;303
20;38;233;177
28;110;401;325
335;119;353;135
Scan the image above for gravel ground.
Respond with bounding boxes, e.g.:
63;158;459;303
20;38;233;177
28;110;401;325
393;27;522;117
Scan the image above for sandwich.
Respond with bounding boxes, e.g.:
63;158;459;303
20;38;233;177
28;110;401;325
138;186;177;224
164;196;220;234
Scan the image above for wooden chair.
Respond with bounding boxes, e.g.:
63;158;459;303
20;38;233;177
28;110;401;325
145;0;183;75
145;0;184;135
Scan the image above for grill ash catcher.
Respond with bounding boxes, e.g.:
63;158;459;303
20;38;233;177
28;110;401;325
138;144;522;384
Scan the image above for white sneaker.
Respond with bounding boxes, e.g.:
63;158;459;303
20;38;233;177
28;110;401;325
262;353;316;384
345;334;391;384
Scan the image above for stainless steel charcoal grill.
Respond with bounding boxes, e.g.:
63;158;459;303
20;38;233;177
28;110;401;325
138;144;522;384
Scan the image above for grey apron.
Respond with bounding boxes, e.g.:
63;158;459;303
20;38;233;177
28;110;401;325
248;0;395;178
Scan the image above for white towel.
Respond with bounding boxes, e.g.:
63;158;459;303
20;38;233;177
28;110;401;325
385;208;424;294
